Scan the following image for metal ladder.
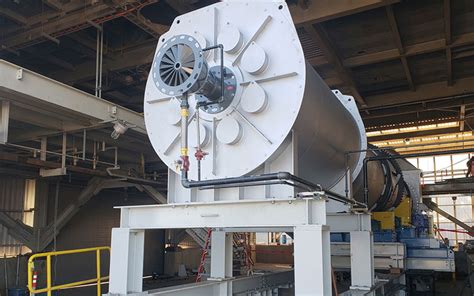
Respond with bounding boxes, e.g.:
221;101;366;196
196;228;212;282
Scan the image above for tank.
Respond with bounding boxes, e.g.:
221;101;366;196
143;0;367;199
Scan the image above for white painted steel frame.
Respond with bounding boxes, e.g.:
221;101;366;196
108;197;374;295
118;197;371;231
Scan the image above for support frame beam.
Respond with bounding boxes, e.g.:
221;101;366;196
117;197;371;231
385;5;414;91
110;197;373;295
0;60;146;134
290;0;399;26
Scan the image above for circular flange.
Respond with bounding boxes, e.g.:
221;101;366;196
196;59;244;123
199;66;237;114
152;35;205;96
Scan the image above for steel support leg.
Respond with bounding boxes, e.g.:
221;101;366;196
350;231;374;290
210;230;233;279
108;228;145;295
209;230;233;296
294;225;331;296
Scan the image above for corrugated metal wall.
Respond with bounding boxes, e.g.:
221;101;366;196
43;186;165;295
0;176;27;256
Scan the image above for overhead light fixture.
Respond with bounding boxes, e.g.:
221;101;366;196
111;121;128;139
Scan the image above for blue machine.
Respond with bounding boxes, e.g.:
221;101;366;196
331;210;455;272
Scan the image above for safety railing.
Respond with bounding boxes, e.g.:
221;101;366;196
28;246;111;296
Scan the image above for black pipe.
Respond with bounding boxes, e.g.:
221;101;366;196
182;171;319;189
181;171;366;207
362;148;474;208
202;44;224;102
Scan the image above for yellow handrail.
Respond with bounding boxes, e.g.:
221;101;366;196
27;246;111;296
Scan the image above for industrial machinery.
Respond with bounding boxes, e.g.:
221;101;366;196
106;1;453;295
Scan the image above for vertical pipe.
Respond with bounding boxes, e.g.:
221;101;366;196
363;159;369;206
93;141;97;170
220;45;224;101
344;154;349;199
196;107;201;181
180;94;190;179
98;27;104;98
114;147;118;168
95;26;103;97
435;196;440;232
96;249;101;296
453;198;458;245
61;133;67;169
83;129;86;161
15;254;19;287
95;27;100;97
4;254;8;296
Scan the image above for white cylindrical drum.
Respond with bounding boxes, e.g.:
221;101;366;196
144;0;366;190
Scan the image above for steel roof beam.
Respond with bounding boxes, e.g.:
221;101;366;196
0;60;146;134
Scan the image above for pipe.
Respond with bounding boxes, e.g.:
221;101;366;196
180;95;190;178
4;254;8;296
196;106;201;181
82;129;86;161
181;171;365;207
178;77;364;207
105;167;167;187
174;46;365;207
362;147;474;207
202;44;224;102
4;143;116;167
15;253;19;287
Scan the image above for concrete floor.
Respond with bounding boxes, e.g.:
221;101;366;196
55;267;473;295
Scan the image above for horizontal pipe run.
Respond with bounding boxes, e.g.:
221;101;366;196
4;142;117;167
197;180;296;190
182;171;365;207
182;172;321;190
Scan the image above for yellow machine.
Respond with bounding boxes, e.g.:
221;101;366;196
372;197;412;230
